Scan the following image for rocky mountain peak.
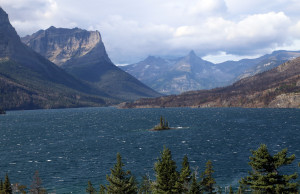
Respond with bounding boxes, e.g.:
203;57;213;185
183;50;203;63
188;50;197;57
0;7;24;59
143;55;166;65
0;7;9;23
22;27;105;66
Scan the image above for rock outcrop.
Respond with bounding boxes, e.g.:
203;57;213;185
23;27;161;101
22;27;108;66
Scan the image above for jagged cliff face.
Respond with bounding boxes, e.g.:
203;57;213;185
22;27;110;66
23;27;160;101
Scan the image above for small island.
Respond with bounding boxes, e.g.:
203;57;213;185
153;116;170;131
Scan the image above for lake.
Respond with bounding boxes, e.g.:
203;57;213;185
0;107;299;193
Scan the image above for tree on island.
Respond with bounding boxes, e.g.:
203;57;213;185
106;153;137;194
154;116;170;130
240;144;298;194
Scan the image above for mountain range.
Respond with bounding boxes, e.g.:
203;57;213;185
0;7;159;110
121;50;300;94
120;56;300;108
22;26;160;101
1;6;299;110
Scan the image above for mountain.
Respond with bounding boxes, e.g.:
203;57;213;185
121;51;232;94
217;50;300;81
120;57;300;108
22;27;160;101
121;50;300;94
0;7;114;110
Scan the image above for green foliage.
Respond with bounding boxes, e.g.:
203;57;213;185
99;184;106;194
106;153;137;194
86;180;96;194
0;179;3;191
153;146;179;193
1;145;300;193
176;155;192;193
200;160;216;194
139;175;152;194
188;172;201;194
240;144;298;194
3;174;12;194
228;185;233;194
154;116;170;130
236;182;247;194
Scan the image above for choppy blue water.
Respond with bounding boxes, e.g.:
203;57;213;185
0;107;299;193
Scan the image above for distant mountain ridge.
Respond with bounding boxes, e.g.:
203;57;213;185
22;26;160;101
120;57;300;108
121;50;300;94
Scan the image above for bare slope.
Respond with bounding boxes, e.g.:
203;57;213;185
120;57;300;108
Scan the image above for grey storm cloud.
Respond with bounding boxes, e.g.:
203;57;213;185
1;0;300;64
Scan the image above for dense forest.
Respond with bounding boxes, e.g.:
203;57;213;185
1;145;299;193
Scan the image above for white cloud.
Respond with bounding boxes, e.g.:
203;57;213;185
169;12;292;56
1;0;300;63
203;52;261;63
187;0;227;15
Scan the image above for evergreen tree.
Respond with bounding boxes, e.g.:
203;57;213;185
0;179;3;192
99;184;106;194
86;180;96;194
236;183;247;194
228;185;233;194
188;172;201;194
139;175;152;194
165;120;169;128
240;144;298;194
153;146;179;193
200;160;216;194
3;174;12;194
176;155;192;193
160;116;163;128
155;116;170;130
106;153;137;194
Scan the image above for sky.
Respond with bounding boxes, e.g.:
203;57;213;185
1;0;300;64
